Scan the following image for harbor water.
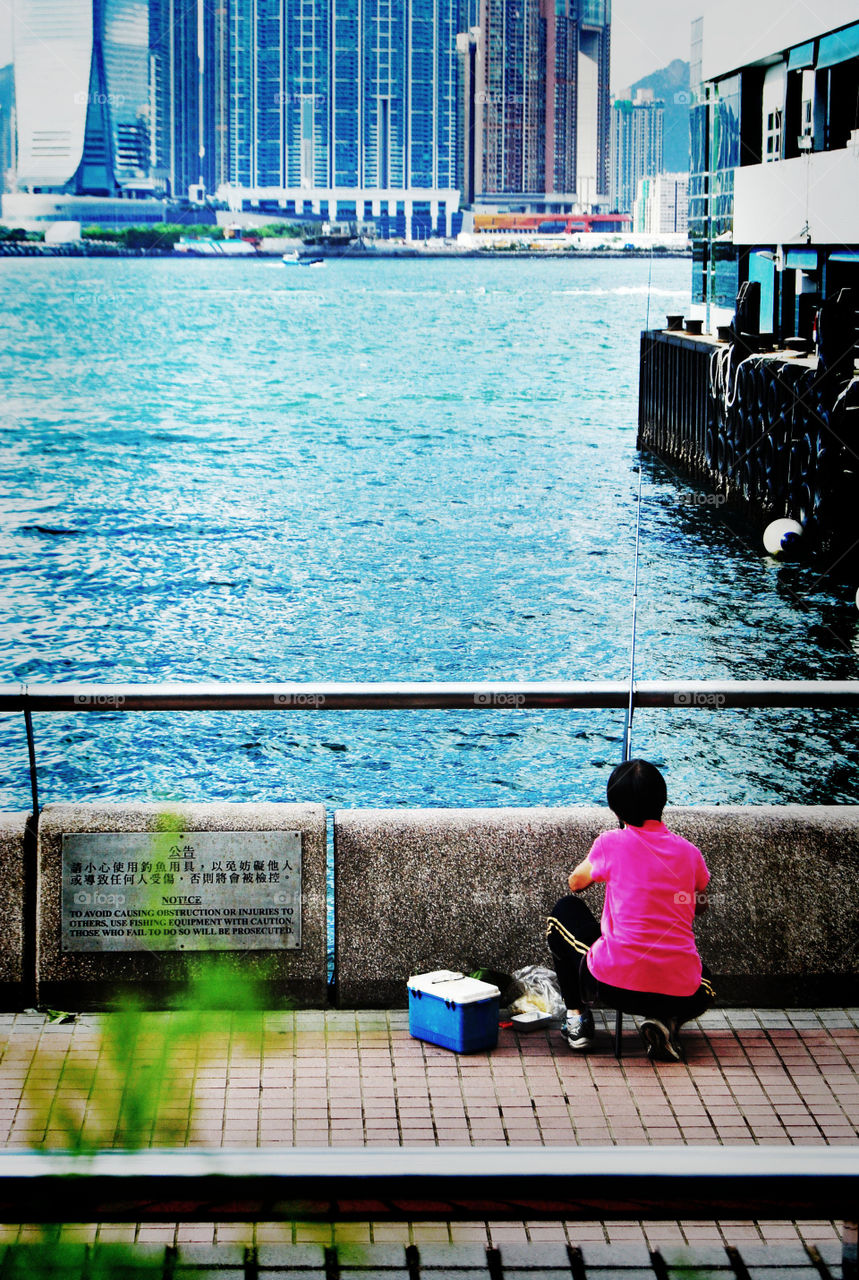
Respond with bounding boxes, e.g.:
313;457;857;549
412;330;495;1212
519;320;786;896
1;254;859;813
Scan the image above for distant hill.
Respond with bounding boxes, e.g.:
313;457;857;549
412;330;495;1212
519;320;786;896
630;59;691;175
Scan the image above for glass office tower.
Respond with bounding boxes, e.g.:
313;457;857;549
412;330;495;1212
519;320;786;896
14;0;150;194
279;0;462;193
149;0;205;198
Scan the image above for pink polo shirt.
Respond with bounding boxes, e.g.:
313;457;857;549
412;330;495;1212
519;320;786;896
586;821;709;997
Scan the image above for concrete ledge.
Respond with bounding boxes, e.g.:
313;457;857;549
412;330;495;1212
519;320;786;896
334;807;614;1006
38;802;327;1009
0;814;28;1000
333;806;859;1007
664;806;859;1004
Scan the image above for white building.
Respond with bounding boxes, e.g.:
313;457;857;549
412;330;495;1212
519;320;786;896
216;183;462;242
5;0;163;228
633;172;689;236
12;0;150;194
610;89;664;215
689;0;859;335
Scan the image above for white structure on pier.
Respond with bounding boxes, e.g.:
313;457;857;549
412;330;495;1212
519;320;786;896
689;0;859;337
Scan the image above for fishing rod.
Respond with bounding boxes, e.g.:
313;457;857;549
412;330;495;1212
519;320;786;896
621;243;654;763
621;460;643;764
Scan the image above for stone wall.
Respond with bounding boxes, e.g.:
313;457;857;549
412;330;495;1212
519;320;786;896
0;814;28;1000
334;806;859;1007
0;801;853;1009
38;802;327;1009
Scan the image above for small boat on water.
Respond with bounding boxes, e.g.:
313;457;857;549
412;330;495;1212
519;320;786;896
282;252;325;267
175;237;256;257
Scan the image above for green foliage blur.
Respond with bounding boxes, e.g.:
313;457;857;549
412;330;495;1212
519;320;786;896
79;221;306;250
254;222;304;238
81;223;226;250
0;226;44;242
9;813;280;1276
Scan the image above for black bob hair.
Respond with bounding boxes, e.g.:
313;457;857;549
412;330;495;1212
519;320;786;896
606;759;667;828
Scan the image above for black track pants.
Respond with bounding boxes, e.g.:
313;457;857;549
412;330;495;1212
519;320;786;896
546;894;716;1025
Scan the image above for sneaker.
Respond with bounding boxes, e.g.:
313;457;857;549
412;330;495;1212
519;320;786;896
561;1009;596;1051
640;1017;685;1063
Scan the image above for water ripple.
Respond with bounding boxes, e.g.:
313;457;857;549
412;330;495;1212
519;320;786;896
0;255;857;809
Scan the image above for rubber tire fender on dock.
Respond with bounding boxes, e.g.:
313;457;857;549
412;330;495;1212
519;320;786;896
798;431;817;487
765;376;783;430
742;409;760;466
798;481;817;529
763;418;789;508
741;458;756;500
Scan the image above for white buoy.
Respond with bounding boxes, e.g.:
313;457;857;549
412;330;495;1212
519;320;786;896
763;518;804;558
855;586;859;611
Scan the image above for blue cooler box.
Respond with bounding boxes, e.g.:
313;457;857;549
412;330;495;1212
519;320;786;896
407;969;501;1053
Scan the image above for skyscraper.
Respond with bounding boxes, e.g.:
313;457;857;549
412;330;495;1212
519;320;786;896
465;0;611;208
480;0;546;196
610;88;664;214
576;0;611;204
0;64;14;193
544;0;578;196
212;0;465;237
633;171;688;235
13;0;150;195
275;0;462;193
149;0;208;199
225;0;288;191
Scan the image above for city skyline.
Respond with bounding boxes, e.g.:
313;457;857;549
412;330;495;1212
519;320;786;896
0;0;711;231
5;0;614;227
0;1;711;90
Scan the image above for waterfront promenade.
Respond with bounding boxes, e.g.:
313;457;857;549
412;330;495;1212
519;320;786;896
0;1004;855;1254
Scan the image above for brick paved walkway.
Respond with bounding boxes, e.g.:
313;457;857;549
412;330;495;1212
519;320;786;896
0;1006;856;1251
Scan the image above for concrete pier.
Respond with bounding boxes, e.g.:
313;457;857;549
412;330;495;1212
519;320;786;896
0;1004;854;1253
638;329;859;566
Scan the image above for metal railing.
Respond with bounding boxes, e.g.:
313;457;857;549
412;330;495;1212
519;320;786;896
3;678;859;816
0;1144;855;1228
3;678;859;712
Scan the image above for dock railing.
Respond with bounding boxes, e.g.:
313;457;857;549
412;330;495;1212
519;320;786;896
3;679;859;813
4;678;859;713
0;1144;854;1275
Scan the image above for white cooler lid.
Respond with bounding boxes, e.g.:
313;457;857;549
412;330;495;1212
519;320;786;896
408;970;501;1003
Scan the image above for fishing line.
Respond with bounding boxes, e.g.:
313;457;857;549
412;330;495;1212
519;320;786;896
621;461;643;764
622;243;655;764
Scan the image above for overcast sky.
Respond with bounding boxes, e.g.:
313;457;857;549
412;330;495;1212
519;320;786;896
0;2;708;90
610;1;709;92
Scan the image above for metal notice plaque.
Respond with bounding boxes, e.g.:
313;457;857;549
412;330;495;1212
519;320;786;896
62;830;301;953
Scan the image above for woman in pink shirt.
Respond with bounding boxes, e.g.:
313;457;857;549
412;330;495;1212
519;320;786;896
547;759;715;1062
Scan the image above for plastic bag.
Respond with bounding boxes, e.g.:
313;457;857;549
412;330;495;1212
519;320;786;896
510;964;566;1019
